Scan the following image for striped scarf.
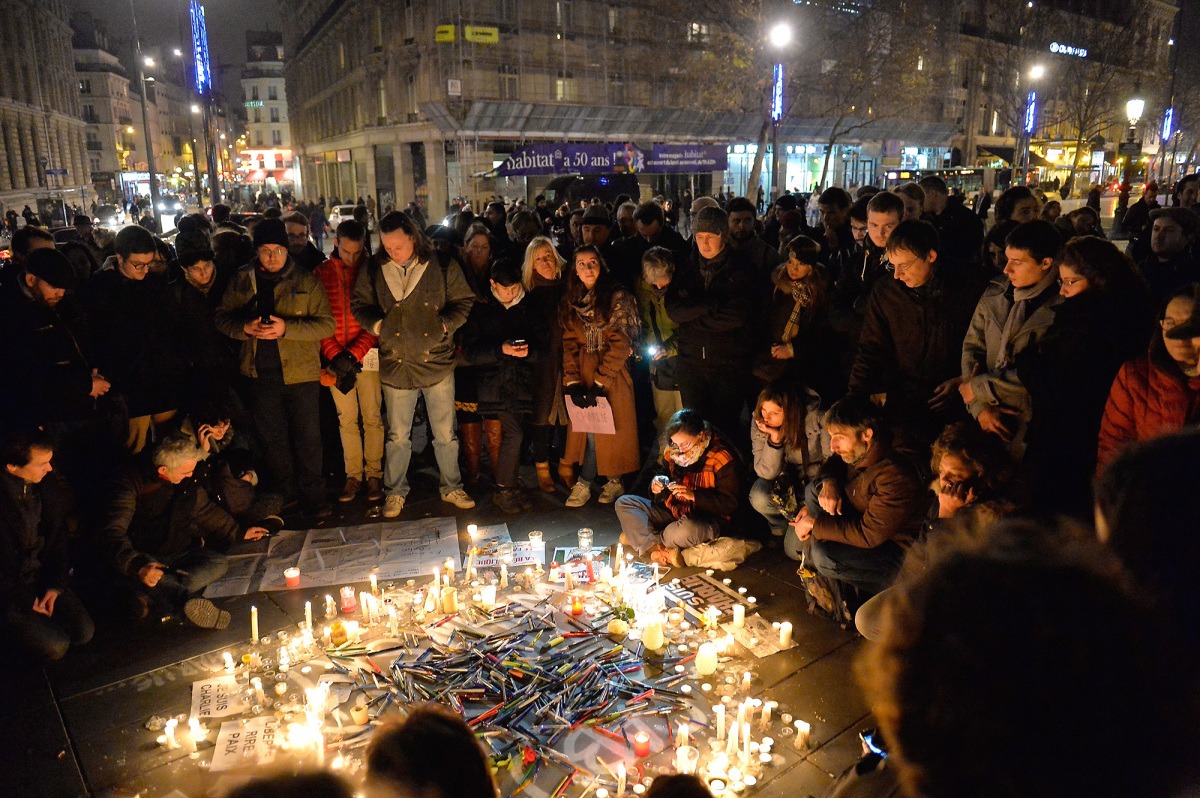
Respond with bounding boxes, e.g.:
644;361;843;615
664;441;735;520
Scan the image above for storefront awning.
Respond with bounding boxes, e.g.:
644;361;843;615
420;101;958;147
1027;151;1054;168
976;145;1015;165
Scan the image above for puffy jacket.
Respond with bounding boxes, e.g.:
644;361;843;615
1097;353;1200;470
350;251;475;390
315;253;377;362
751;388;830;482
214;260;336;385
460;292;546;415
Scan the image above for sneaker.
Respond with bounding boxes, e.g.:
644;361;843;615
442;488;476;509
565;481;592;508
365;477;384;502
383;494;405;518
183;597;231;630
339;477;361;503
598;478;624;504
260;514;285;535
493;488;524;514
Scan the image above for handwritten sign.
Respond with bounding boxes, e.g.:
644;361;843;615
565;396;616;435
210;716;280;772
190;674;244;719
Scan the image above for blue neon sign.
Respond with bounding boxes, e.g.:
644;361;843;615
1024;90;1037;135
772;63;785;122
190;0;212;95
1162;107;1175;141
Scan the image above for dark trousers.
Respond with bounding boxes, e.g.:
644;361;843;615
676;366;749;455
800;481;904;594
529;423;565;463
488;411;525;487
249;375;325;505
2;588;94;663
144;547;229;612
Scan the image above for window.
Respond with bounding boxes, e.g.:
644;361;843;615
406;75;416;114
404;0;414;39
499;65;519;100
272;129;282;146
89;155;100;172
610;74;625;104
686;22;709;43
378;79;387;119
80;79;92;94
270;107;280;122
556;0;573;27
255;131;263;146
373;8;383;48
268;85;278;101
339;42;346;69
554;72;576;102
608;6;619;33
251;86;259;100
82;104;97;123
253;108;261;123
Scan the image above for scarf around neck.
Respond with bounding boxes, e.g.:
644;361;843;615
996;268;1057;370
491;283;526;309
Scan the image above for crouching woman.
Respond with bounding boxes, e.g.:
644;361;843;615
615;409;741;566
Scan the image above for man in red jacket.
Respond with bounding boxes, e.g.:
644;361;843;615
315;220;383;503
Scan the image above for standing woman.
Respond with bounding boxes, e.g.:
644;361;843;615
560;245;641;507
455;223;494;486
524;236;569;492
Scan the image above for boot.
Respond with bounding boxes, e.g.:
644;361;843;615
535;462;556;493
558;460;576;489
484;419;503;484
460;422;483;486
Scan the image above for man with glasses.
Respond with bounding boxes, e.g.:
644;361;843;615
216;218;336;519
82;225;185;454
283;211;326;272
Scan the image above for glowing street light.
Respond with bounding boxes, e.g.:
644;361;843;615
191;104;201;113
768;22;792;49
1126;97;1145;127
144;56;155;67
1029;63;1046;80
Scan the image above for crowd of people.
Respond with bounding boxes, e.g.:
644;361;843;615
3;174;1200;796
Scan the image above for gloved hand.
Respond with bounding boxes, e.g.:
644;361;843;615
575;386;600;409
565;383;594;408
329;350;361;395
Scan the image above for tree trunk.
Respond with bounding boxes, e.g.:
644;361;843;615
818;124;843;188
1067;132;1087;199
746;115;772;200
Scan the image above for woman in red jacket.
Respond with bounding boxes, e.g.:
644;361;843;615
1097;284;1200;470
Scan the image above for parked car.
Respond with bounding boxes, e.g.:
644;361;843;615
327;204;372;231
94;205;122;227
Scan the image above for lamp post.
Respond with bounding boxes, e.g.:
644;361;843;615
130;2;163;235
1018;64;1045;187
1117;95;1144;215
768;22;792;202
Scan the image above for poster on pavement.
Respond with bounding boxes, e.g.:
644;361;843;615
190;674;245;719
210;715;280;772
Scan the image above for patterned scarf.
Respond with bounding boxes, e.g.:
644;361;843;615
663;435;735;520
573;289;640;353
780;277;816;343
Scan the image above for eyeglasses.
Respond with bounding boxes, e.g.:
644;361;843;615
668;437;697;454
124;259;153;271
1057;276;1087;287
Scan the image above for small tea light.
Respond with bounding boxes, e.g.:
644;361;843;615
709;779;726;794
701;683;712;692
794;720;812;749
705;569;715;576
633;730;651;757
675;664;686;674
597;790;610;798
759;752;773;765
722;578;732;585
633;786;646;796
681;685;692;694
746;597;757;606
274;681;288;696
743;776;757;787
737;587;747;595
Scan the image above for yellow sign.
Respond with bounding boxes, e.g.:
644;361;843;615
464;25;499;44
435;25;455;42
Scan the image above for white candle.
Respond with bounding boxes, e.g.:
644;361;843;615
696;642;719;676
742;671;752;692
305;601;313;631
642;618;665;651
737;700;748;729
500;563;508;589
370;573;379;594
445;557;456;581
615;543;623;575
250;605;259;644
278;645;290;671
187;717;202;753
164;718;179;748
779;621;793;647
617;762;627;798
742;722;751;766
760;701;775;730
222;651;234;672
676;721;689;749
715;703;726;741
442;586;458;614
252;677;265;706
732;604;745;628
388;605;398;636
794;720;811;749
465;548;476;581
705;606;719;630
360;592;370;623
726;716;739;756
480;584;497;609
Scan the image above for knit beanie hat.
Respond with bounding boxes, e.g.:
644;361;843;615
175;228;214;268
253;218;289;250
692;206;729;237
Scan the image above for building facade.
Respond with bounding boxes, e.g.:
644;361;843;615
2;0;91;219
238;31;299;200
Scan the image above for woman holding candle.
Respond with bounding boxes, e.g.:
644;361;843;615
614;409;741;566
523;237;570;493
365;704;497;798
559;246;641;507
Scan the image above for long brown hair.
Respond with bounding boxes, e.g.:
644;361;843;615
753;382;808;450
559;245;618;327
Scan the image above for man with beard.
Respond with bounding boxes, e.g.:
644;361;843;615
726;196;783;281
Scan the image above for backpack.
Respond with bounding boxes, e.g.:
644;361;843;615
797;541;855;628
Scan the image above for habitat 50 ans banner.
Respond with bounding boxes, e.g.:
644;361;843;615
491;143;727;177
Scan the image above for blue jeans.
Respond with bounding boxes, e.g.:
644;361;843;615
382;373;462;498
148;547;230;611
749;478;789;537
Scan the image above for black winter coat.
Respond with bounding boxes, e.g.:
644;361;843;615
460;293;546;415
0;472;72;610
666;247;755;370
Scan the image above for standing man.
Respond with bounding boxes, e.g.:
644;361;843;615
308;202;329;255
918;175;984;275
1;428;94;662
351;211;476;518
726;196;783;281
283;210;326;272
215;218;336;518
315;220;384;504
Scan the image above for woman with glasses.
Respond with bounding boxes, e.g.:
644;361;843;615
1017;235;1153;516
614;409;741;566
1098;284;1200;470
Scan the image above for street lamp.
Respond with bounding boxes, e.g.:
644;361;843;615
1019;64;1045;187
1126;98;1145;129
1116;93;1145;222
769;21;792;202
768;22;792;49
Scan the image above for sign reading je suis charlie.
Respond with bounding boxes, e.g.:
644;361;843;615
491;143;728;177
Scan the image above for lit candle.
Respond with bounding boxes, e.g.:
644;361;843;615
794;720;811;749
696;642;719;676
617;762;627;798
761;701;775;730
732;604;745;628
742;671;752;692
643;617;665;651
571;593;584;616
305;600;313;631
500;562;508;589
615;543;623;575
250;605;259;644
709;780;725;795
676;744;698;775
705;606;719;630
252;677;265;706
278;645;290;671
676;721;689;749
222;651;235;672
187;717;202;754
633;730;651;757
370;573;378;594
480;584;497;609
163;717;179;748
340;585;357;613
779;621;793;647
715;703;726;741
388;605;398;636
467;523;478;538
737;700;748;729
358;591;369;623
445;557;456;582
742;722;751;766
465;547;476;581
324;594;337;619
725;716;739;756
442;586;458;614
